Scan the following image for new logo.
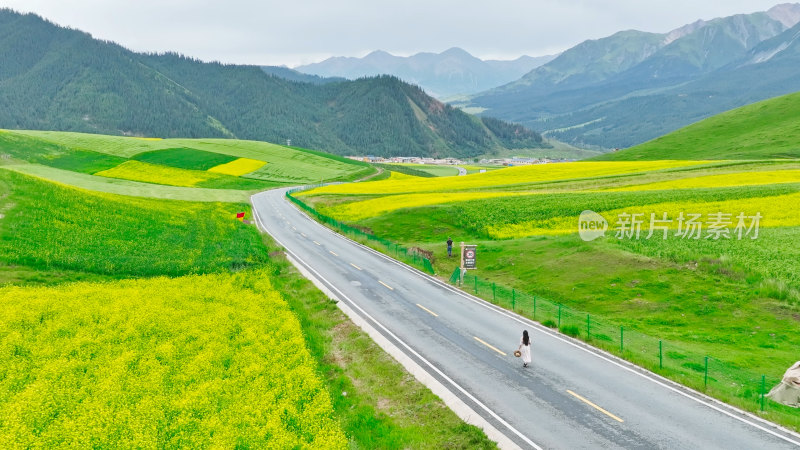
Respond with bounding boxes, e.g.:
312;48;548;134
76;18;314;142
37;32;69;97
578;210;607;241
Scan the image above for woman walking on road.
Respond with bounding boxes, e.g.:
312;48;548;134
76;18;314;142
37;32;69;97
518;330;532;368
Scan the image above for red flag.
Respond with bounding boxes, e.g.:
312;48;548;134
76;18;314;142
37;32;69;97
236;212;245;220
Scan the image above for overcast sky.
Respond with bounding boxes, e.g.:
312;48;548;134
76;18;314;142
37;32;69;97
0;1;789;66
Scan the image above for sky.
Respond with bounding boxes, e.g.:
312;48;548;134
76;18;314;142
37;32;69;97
0;0;789;67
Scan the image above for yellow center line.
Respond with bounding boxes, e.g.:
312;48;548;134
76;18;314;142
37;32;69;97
329;250;338;256
378;280;394;290
350;263;362;270
416;303;439;317
566;390;624;423
313;241;321;246
473;336;507;356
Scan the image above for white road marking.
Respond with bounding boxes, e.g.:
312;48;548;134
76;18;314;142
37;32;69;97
330;250;338;256
350;263;362;270
378;280;394;290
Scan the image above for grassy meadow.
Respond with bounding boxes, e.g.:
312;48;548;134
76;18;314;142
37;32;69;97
301;156;800;429
0;133;495;448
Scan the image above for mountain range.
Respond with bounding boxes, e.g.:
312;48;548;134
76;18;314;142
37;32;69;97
0;9;544;158
294;48;556;98
465;3;800;149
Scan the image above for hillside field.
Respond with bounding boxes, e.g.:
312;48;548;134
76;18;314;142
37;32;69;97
0;133;495;448
594;91;800;160
0;130;376;192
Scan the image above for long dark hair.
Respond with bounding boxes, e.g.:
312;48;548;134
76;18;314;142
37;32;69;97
522;330;529;346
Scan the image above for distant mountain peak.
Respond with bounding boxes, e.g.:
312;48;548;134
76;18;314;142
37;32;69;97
294;47;553;98
366;49;392;57
663;19;708;45
440;47;472;57
767;3;800;28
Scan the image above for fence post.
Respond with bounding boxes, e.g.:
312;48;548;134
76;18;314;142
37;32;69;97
558;304;562;329
761;375;766;411
620;326;624;354
512;289;516;310
474;276;478;294
492;283;496;303
586;314;590;339
533;296;537;319
659;340;663;370
704;356;709;390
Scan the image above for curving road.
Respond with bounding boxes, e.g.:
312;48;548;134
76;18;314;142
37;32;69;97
252;188;800;450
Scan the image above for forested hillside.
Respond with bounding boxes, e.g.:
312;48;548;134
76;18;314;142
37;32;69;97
0;9;544;157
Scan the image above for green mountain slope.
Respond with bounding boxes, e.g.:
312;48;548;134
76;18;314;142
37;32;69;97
0;9;544;158
467;5;800;149
593;90;800;160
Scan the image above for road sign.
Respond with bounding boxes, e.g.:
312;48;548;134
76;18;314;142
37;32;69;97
461;244;477;270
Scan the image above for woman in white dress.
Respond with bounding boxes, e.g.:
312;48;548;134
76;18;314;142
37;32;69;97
518;330;532;368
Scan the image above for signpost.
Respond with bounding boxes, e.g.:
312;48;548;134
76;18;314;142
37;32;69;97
462;244;476;269
459;242;477;284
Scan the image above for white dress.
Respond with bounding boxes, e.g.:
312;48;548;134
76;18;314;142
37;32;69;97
519;338;532;365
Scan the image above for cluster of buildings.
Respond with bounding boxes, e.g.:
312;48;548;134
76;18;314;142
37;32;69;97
346;155;559;166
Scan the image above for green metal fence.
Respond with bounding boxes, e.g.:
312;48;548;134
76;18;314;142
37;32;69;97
449;268;797;428
285;188;435;275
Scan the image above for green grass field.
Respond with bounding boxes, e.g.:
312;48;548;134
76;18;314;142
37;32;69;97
0;130;376;189
133;147;237;170
461;164;504;174
397;163;460;177
595;91;800;160
0;170;266;277
1;164;253;202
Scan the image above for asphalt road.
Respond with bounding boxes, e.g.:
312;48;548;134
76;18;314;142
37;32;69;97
252;187;800;450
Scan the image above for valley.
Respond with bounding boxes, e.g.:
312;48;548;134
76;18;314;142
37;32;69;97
2;2;800;448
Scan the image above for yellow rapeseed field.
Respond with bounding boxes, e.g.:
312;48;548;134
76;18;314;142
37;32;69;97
95;160;220;187
0;271;347;448
321;191;526;221
611;169;800;191
208;158;267;176
304;161;709;195
488;192;800;239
